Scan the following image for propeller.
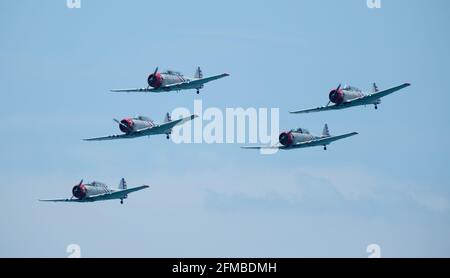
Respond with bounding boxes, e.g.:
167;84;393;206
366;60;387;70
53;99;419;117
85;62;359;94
326;84;342;106
114;118;129;130
147;66;159;86
71;179;83;199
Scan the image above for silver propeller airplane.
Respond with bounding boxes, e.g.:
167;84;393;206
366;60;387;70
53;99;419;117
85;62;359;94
39;179;149;204
242;124;357;151
290;83;411;114
110;66;230;94
84;113;197;141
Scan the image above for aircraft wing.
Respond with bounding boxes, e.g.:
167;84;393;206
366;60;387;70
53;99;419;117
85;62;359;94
346;83;411;106
39;198;83;202
152;73;230;92
110;87;155;93
241;145;281;150
290;100;366;114
138;114;198;136
110;73;229;93
181;73;230;88
88;185;149;202
83;133;143;141
241;132;357;150
290;83;411;114
290;104;344;114
288;132;358;149
83;115;197;141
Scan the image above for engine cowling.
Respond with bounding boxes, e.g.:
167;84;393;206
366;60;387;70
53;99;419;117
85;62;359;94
119;118;134;134
329;89;344;104
279;132;294;147
72;184;87;199
147;73;163;88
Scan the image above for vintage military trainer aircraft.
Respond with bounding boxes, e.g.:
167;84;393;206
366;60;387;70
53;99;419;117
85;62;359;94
39;179;149;205
241;124;357;151
84;113;197;141
111;67;229;94
290;83;411;114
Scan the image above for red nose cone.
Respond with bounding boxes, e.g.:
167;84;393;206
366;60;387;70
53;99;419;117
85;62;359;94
329;89;344;104
72;184;87;199
279;132;294;147
147;73;163;88
119;118;134;134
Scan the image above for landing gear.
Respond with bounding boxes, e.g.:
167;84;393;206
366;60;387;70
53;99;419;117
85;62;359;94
374;105;378;110
324;145;327;151
120;199;123;205
166;134;170;140
196;89;200;94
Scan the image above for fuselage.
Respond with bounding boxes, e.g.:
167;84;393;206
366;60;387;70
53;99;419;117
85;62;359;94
279;128;322;147
329;86;366;105
147;71;193;89
72;181;116;200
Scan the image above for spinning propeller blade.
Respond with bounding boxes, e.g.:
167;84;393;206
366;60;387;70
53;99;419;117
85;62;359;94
114;118;129;130
148;66;159;84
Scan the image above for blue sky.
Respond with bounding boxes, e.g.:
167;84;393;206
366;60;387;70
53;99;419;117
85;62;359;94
1;0;449;257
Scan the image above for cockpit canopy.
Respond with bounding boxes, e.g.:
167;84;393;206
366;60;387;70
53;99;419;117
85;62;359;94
90;181;107;188
343;85;362;92
164;70;182;76
136;115;153;122
291;128;310;134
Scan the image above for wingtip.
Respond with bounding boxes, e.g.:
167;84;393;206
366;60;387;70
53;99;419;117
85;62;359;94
110;89;132;93
241;146;259;149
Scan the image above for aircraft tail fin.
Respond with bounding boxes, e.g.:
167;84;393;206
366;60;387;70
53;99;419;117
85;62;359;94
194;66;203;79
164;112;172;123
322;124;330;137
119;178;127;190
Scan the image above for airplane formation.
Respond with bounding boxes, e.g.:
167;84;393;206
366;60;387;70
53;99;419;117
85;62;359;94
39;65;411;205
